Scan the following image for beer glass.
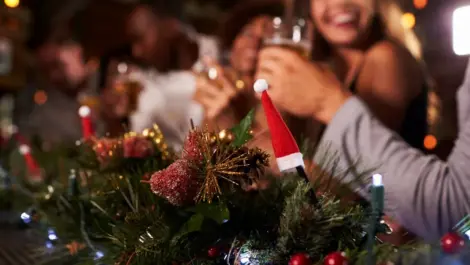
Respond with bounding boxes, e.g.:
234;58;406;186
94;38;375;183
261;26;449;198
112;62;143;114
263;17;313;59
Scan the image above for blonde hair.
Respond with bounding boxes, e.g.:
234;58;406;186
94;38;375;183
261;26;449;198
378;0;422;59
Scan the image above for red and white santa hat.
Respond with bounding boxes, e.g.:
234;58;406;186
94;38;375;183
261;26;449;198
254;79;304;172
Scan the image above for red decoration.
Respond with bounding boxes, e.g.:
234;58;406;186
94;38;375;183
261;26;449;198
289;253;311;265
323;252;348;265
253;79;304;172
440;232;465;254
123;136;154;158
78;106;95;139
145;159;200;206
207;247;219;258
18;145;42;182
182;131;203;162
93;138;118;164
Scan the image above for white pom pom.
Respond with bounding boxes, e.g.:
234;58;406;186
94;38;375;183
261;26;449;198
253;79;269;93
19;145;30;155
78;106;91;117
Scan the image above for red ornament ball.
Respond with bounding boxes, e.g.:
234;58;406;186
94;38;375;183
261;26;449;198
324;252;348;265
147;159;200;206
207;247;219;258
289;253;311;265
123;136;154;158
440;232;465;254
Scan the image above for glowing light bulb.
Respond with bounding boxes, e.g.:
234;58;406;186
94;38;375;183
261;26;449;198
372;174;383;186
413;0;428;9
4;0;19;8
453;5;470;56
401;13;416;29
424;135;437;150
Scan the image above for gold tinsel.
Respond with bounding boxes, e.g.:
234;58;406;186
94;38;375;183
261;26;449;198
126;124;172;160
193;127;270;203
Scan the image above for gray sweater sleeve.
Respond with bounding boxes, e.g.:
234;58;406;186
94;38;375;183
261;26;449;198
315;62;470;241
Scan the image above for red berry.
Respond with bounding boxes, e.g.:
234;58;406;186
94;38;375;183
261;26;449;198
441;232;465;254
207;247;219;258
289;253;311;265
324;252;348;265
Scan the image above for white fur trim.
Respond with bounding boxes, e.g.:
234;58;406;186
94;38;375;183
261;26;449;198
254;79;269;93
276;152;304;172
78;106;91;117
19;145;30;155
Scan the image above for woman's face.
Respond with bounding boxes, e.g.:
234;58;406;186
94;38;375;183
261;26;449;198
310;0;375;47
230;16;270;75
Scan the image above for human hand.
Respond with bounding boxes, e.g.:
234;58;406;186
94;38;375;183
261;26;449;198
193;59;239;120
255;47;352;123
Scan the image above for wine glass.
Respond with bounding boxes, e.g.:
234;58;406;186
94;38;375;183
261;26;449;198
263;16;313;59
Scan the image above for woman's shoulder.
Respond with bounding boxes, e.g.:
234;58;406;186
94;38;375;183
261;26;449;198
364;39;420;69
357;39;425;100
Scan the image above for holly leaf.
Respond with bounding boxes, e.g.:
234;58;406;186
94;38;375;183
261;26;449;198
231;109;255;148
173;213;204;240
189;202;230;224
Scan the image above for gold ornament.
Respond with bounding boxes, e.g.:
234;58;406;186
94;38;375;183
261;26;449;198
191;127;270;203
141;124;172;160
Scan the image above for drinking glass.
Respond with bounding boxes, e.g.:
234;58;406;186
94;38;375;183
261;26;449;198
263;16;313;59
110;61;143;114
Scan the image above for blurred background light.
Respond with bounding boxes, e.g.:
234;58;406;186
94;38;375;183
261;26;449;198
453;5;470;56
401;13;416;29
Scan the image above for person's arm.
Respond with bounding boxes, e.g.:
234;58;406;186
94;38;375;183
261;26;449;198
355;41;423;130
315;75;470;241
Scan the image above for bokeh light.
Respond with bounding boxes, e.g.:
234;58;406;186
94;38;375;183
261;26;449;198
34;90;48;105
453;5;470;56
424;135;437;150
413;0;428;9
401;13;416;29
4;0;19;8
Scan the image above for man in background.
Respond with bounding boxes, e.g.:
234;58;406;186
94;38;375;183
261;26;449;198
14;33;94;146
102;0;219;151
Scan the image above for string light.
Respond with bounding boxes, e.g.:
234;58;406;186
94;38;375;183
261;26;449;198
424;135;437;150
413;0;428;9
401;13;416;29
4;0;19;8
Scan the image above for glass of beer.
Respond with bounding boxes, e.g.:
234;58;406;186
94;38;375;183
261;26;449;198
111;62;143;114
263;16;313;59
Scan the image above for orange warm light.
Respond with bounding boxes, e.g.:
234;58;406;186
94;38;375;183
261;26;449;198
413;0;428;10
401;13;416;29
34;90;47;105
424;135;437;150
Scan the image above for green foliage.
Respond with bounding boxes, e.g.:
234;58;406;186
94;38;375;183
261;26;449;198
230;109;255;147
5;112;447;265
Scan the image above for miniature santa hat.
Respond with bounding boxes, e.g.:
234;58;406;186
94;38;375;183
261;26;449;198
253;79;304;172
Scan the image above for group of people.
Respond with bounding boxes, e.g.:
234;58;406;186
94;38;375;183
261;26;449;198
12;0;469;243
